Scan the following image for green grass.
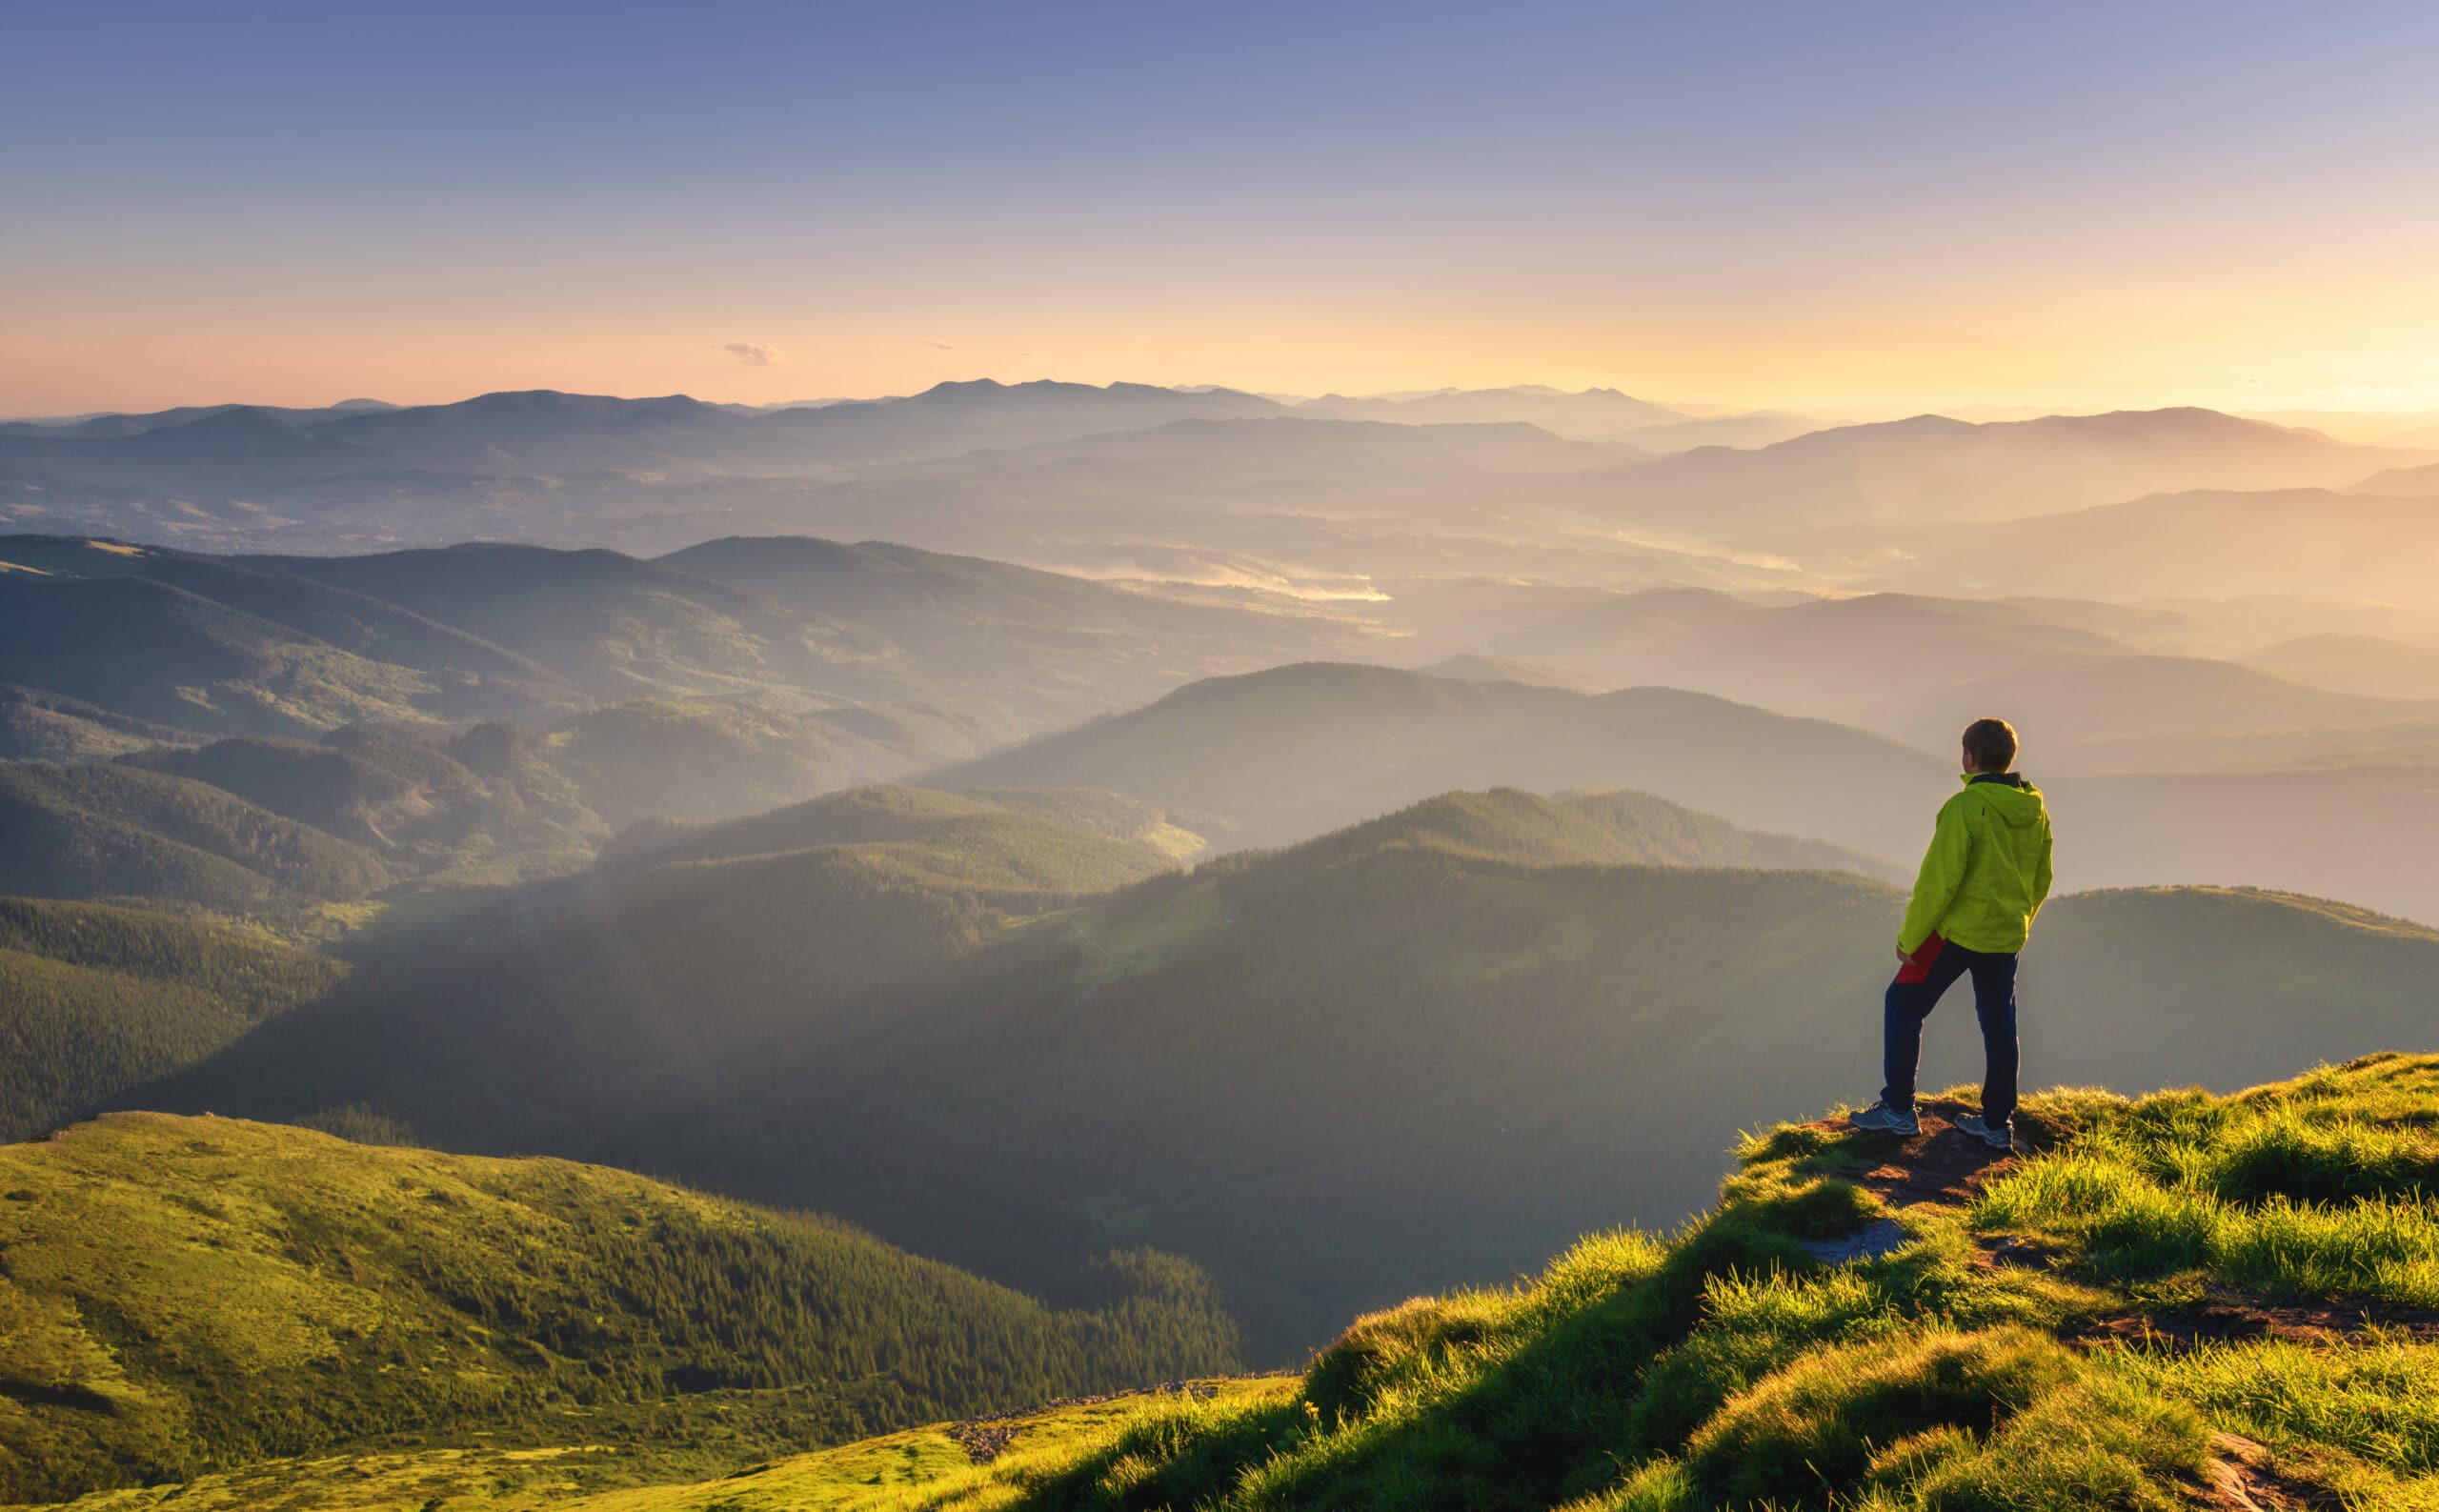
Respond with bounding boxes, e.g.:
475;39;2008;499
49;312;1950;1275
701;1055;2433;1512
0;1115;1242;1506
1975;1054;2439;1306
21;1058;2439;1511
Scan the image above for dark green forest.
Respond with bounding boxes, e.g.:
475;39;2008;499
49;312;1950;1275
0;1113;1241;1504
136;788;2439;1358
0;897;345;1139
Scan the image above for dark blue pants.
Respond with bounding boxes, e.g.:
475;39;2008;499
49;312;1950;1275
1881;938;2019;1124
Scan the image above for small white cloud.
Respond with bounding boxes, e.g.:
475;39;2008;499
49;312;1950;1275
723;342;782;367
921;338;957;351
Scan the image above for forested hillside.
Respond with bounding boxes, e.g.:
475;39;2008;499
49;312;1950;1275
0;1113;1241;1505
145;787;1186;1152
938;663;1949;857
0;533;1374;741
0;899;345;1139
29;1057;2439;1511
145;788;2439;1357
0;762;391;907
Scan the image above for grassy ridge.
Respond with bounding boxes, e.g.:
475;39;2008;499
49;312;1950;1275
872;1054;2439;1510
0;1114;1242;1505
153;788;2439;1362
0;898;345;1139
24;1058;2439;1511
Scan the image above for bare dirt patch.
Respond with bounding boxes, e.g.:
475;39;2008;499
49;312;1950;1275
945;1377;1244;1464
1804;1096;2042;1209
2195;1431;2346;1511
2071;1289;2439;1352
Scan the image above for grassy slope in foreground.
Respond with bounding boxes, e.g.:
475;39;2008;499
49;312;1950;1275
907;1052;2438;1512
25;1056;2439;1512
0;1115;1242;1506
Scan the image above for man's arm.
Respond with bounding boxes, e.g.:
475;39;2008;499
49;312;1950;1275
1897;797;1970;955
2028;821;2054;919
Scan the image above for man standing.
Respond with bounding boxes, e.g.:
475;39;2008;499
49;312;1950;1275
1850;717;2053;1151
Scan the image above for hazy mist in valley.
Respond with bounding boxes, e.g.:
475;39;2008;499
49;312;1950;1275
9;7;2439;1504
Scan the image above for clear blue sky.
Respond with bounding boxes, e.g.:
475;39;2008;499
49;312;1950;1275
6;1;2436;414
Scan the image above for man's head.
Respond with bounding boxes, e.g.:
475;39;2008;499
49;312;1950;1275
1961;717;2019;775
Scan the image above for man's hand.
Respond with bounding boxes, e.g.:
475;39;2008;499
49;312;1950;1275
1895;943;1916;966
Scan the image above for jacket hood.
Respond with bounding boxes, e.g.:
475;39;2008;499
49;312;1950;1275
1961;771;2046;828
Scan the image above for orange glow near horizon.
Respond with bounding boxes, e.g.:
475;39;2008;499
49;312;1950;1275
10;270;2439;424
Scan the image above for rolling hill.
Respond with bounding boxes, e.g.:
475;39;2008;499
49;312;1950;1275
932;663;1953;857
0;571;438;738
149;788;2439;1358
770;1055;2439;1512
934;656;2439;924
835;1058;2439;1512
1288;384;1686;437
121;730;609;874
0;1112;1241;1504
0;685;191;762
1473;589;2128;732
0;898;346;1140
0;762;391;909
652;837;2439;1355
1789;487;2439;612
0;533;1375;740
35;1057;2439;1511
1558;409;2429;539
145;786;1187;1155
2247;632;2439;701
0;381;1300;489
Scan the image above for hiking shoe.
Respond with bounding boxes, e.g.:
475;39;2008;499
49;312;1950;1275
1848;1101;1920;1137
1955;1112;2015;1152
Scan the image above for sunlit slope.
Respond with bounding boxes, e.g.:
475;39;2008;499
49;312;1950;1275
2248;631;2439;701
0;1113;1242;1506
935;663;1948;856
1275;787;1904;881
0;573;436;738
42;1057;2439;1512
685;826;2439;1356
0;534;577;722
0;898;345;1140
867;1053;2439;1511
123;731;608;873
1561;407;2421;536
148;786;1183;1154
145;784;2439;1361
0;685;191;763
1795;486;2439;610
0;761;391;908
0;530;1372;749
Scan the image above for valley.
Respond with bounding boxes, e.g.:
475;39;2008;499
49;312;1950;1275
7;383;2439;1510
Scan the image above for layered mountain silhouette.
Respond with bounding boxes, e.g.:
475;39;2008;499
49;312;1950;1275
1787;486;2439;611
143;786;2439;1355
1557;409;2426;539
934;662;1947;857
1288;384;1686;437
0;534;1375;797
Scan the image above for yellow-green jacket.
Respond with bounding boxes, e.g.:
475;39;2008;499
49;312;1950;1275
1897;773;2054;956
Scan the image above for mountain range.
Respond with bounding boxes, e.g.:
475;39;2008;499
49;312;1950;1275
131;781;2439;1354
9;389;2427;604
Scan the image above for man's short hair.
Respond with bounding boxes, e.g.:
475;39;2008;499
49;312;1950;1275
1963;717;2019;772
